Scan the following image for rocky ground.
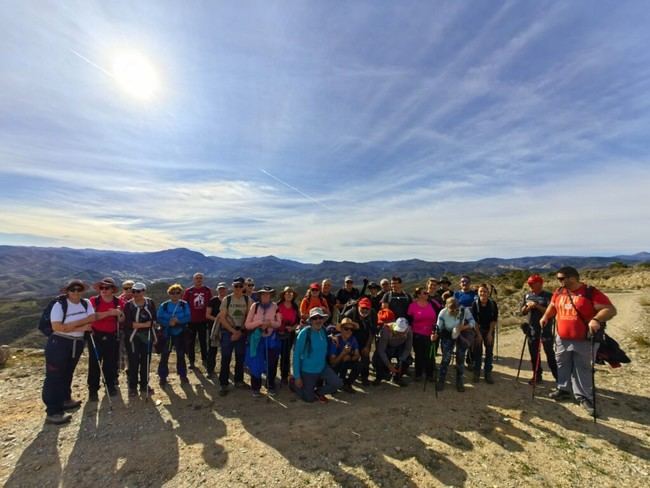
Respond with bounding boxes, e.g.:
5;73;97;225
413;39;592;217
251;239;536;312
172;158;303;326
1;290;649;488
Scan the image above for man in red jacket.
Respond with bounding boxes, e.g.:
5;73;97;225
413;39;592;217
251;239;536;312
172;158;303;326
540;266;616;417
182;272;212;372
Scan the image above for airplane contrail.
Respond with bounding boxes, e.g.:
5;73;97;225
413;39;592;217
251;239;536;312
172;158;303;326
69;48;114;79
259;168;332;211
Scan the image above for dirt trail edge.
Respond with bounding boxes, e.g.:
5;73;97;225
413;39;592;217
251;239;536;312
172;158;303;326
1;290;649;488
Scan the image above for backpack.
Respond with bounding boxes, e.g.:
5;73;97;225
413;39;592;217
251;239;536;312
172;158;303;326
163;300;188;315
38;295;89;336
471;297;498;324
340;299;358;318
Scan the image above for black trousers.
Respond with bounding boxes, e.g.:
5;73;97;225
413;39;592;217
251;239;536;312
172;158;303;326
87;332;118;393
278;333;295;380
412;333;435;379
528;336;558;380
127;335;151;390
185;321;208;366
333;360;360;385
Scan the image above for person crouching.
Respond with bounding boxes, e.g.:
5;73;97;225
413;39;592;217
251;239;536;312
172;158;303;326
372;317;413;387
328;318;361;393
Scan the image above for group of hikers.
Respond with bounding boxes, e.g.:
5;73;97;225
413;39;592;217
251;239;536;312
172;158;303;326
40;267;616;425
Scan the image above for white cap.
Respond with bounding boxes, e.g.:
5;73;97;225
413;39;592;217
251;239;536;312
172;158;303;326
393;317;409;333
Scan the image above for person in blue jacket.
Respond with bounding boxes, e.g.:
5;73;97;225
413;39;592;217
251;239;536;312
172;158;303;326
157;283;191;386
291;307;343;403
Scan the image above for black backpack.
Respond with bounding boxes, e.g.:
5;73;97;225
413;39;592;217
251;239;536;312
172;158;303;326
38;295;89;336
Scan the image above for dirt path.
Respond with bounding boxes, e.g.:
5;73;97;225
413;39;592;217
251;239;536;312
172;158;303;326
1;290;649;487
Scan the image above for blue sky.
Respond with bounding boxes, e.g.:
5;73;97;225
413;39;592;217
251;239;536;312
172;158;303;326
1;1;649;263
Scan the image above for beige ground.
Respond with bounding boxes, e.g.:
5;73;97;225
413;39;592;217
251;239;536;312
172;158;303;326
1;290;649;488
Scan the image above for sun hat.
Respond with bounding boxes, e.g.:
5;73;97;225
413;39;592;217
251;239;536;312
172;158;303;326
309;307;329;319
93;277;118;292
336;317;359;331
62;279;88;293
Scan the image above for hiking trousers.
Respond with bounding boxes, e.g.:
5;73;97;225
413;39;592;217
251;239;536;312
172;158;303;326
87;332;118;394
127;336;151;390
185;321;208;367
219;331;245;387
158;334;187;380
250;347;280;392
42;334;84;416
333;360;360;385
473;328;494;375
528;335;558;380
278;333;295;381
555;337;598;402
295;366;343;402
372;345;411;381
413;333;435;379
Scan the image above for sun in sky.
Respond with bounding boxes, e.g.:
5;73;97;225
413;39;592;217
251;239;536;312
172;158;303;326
110;49;160;101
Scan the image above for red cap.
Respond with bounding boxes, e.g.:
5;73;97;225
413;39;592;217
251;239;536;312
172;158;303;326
377;308;396;325
309;282;320;291
527;274;544;285
358;297;372;309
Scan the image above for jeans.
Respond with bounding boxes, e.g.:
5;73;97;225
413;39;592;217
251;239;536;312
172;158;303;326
42;335;84;415
473;328;494;374
87;332;118;394
295;366;343;402
413;333;435;379
219;330;245;387
439;337;468;383
185;321;208;367
158;334;187;380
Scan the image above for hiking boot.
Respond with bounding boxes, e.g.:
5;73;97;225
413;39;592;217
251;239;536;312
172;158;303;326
88;392;99;402
528;375;543;385
342;384;355;394
316;392;328;404
280;377;289;386
141;386;154;396
63;399;82;410
485;372;494;384
372;377;383;386
252;390;262;398
234;381;247;389
472;371;480;383
45;413;72;425
188;364;196;371
159;378;168;388
580;399;597;417
548;388;572;401
268;387;277;396
219;386;229;397
456;379;465;392
392;376;408;388
288;377;297;393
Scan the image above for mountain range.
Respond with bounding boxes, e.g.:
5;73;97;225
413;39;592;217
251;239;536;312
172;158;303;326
0;245;648;299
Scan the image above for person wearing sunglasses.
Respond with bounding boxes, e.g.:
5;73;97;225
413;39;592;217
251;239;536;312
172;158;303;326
275;286;300;386
407;287;438;383
116;279;135;383
540;266;616;417
372;317;413;387
291;307;342;403
182;272;213;373
341;297;376;386
43;279;96;424
157;284;191;387
122;282;157;397
87;277;123;402
453;276;477;307
299;283;330;323
328;318;361;393
216;277;251;396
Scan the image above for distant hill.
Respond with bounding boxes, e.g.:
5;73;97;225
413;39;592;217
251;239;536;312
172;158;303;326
0;245;648;299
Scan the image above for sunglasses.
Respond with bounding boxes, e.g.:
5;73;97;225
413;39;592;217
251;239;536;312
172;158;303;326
345;281;353;284
68;287;83;293
342;327;354;332
123;287;132;291
557;276;566;281
99;286;113;291
133;289;144;294
233;284;244;288
311;317;325;321
247;284;255;287
169;291;181;295
359;307;370;311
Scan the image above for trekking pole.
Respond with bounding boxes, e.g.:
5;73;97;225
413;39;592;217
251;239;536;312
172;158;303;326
591;334;597;424
89;333;113;411
146;327;152;402
531;336;542;399
516;333;527;381
265;329;272;403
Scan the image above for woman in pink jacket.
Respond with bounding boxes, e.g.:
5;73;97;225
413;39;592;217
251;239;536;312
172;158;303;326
244;286;281;396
